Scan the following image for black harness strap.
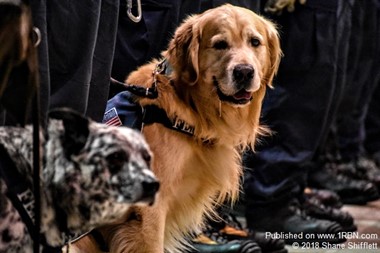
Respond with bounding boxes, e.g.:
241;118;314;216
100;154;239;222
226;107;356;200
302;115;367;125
32;75;42;253
0;145;35;235
0;148;62;253
142;105;195;136
109;58;171;101
110;78;158;99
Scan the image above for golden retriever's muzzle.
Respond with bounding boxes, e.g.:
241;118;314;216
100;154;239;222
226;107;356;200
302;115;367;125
214;63;255;106
214;76;253;105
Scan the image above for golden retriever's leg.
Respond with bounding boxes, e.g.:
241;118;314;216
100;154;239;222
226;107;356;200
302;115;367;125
105;205;166;253
71;205;166;253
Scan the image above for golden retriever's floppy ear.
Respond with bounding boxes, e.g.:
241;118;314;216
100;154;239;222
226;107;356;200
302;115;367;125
167;15;200;85
263;19;282;88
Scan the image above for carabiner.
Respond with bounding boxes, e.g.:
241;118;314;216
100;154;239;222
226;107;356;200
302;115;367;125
32;27;41;47
127;0;142;23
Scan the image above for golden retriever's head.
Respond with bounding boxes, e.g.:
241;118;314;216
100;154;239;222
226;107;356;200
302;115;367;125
167;4;281;108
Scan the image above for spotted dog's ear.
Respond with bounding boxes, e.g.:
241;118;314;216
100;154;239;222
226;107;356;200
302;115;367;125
48;108;90;157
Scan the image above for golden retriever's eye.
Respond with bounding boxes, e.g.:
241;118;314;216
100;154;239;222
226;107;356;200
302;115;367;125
250;37;261;47
213;40;229;50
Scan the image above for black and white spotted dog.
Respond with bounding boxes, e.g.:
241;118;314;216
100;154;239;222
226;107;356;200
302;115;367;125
0;108;159;252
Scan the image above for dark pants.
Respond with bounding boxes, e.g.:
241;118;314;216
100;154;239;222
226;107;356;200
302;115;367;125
243;0;353;209
31;0;119;123
365;1;380;157
365;82;380;155
333;0;380;161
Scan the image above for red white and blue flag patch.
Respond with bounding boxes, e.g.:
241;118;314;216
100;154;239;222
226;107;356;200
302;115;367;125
103;107;122;126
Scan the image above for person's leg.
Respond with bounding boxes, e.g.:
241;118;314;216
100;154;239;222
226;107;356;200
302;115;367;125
335;0;378;162
244;0;341;208
47;0;102;114
86;0;120;122
336;0;380;190
313;0;355;157
243;0;348;241
311;0;380;195
364;3;380;164
363;2;380;165
365;81;380;165
307;0;380;205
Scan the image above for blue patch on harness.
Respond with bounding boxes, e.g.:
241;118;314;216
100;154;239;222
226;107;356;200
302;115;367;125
103;91;143;130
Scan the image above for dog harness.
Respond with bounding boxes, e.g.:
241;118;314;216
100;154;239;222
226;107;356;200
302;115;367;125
0;145;70;253
104;93;196;137
104;59;196;137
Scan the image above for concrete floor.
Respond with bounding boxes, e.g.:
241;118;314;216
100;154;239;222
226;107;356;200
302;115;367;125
287;200;380;253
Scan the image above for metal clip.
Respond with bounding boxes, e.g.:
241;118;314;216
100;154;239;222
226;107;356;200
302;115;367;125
32;27;41;47
153;59;167;75
127;0;142;23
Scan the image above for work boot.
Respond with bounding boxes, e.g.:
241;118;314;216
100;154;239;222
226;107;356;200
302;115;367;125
304;188;343;208
248;231;288;253
215;211;288;253
308;163;379;205
189;227;262;253
336;156;380;192
302;197;357;232
246;199;346;244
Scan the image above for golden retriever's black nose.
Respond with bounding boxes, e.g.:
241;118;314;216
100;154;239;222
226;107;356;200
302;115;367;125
233;64;254;88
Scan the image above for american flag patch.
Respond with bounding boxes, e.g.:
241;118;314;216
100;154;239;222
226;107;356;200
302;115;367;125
103;107;122;126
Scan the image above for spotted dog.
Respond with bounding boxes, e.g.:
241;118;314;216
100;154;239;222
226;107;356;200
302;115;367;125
0;108;159;253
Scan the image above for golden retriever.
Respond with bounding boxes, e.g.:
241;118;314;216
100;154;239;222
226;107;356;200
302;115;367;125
72;4;281;253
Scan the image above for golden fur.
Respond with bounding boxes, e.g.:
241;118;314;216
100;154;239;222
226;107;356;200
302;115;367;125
72;4;281;253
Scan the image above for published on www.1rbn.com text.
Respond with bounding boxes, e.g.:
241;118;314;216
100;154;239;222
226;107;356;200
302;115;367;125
265;231;379;250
